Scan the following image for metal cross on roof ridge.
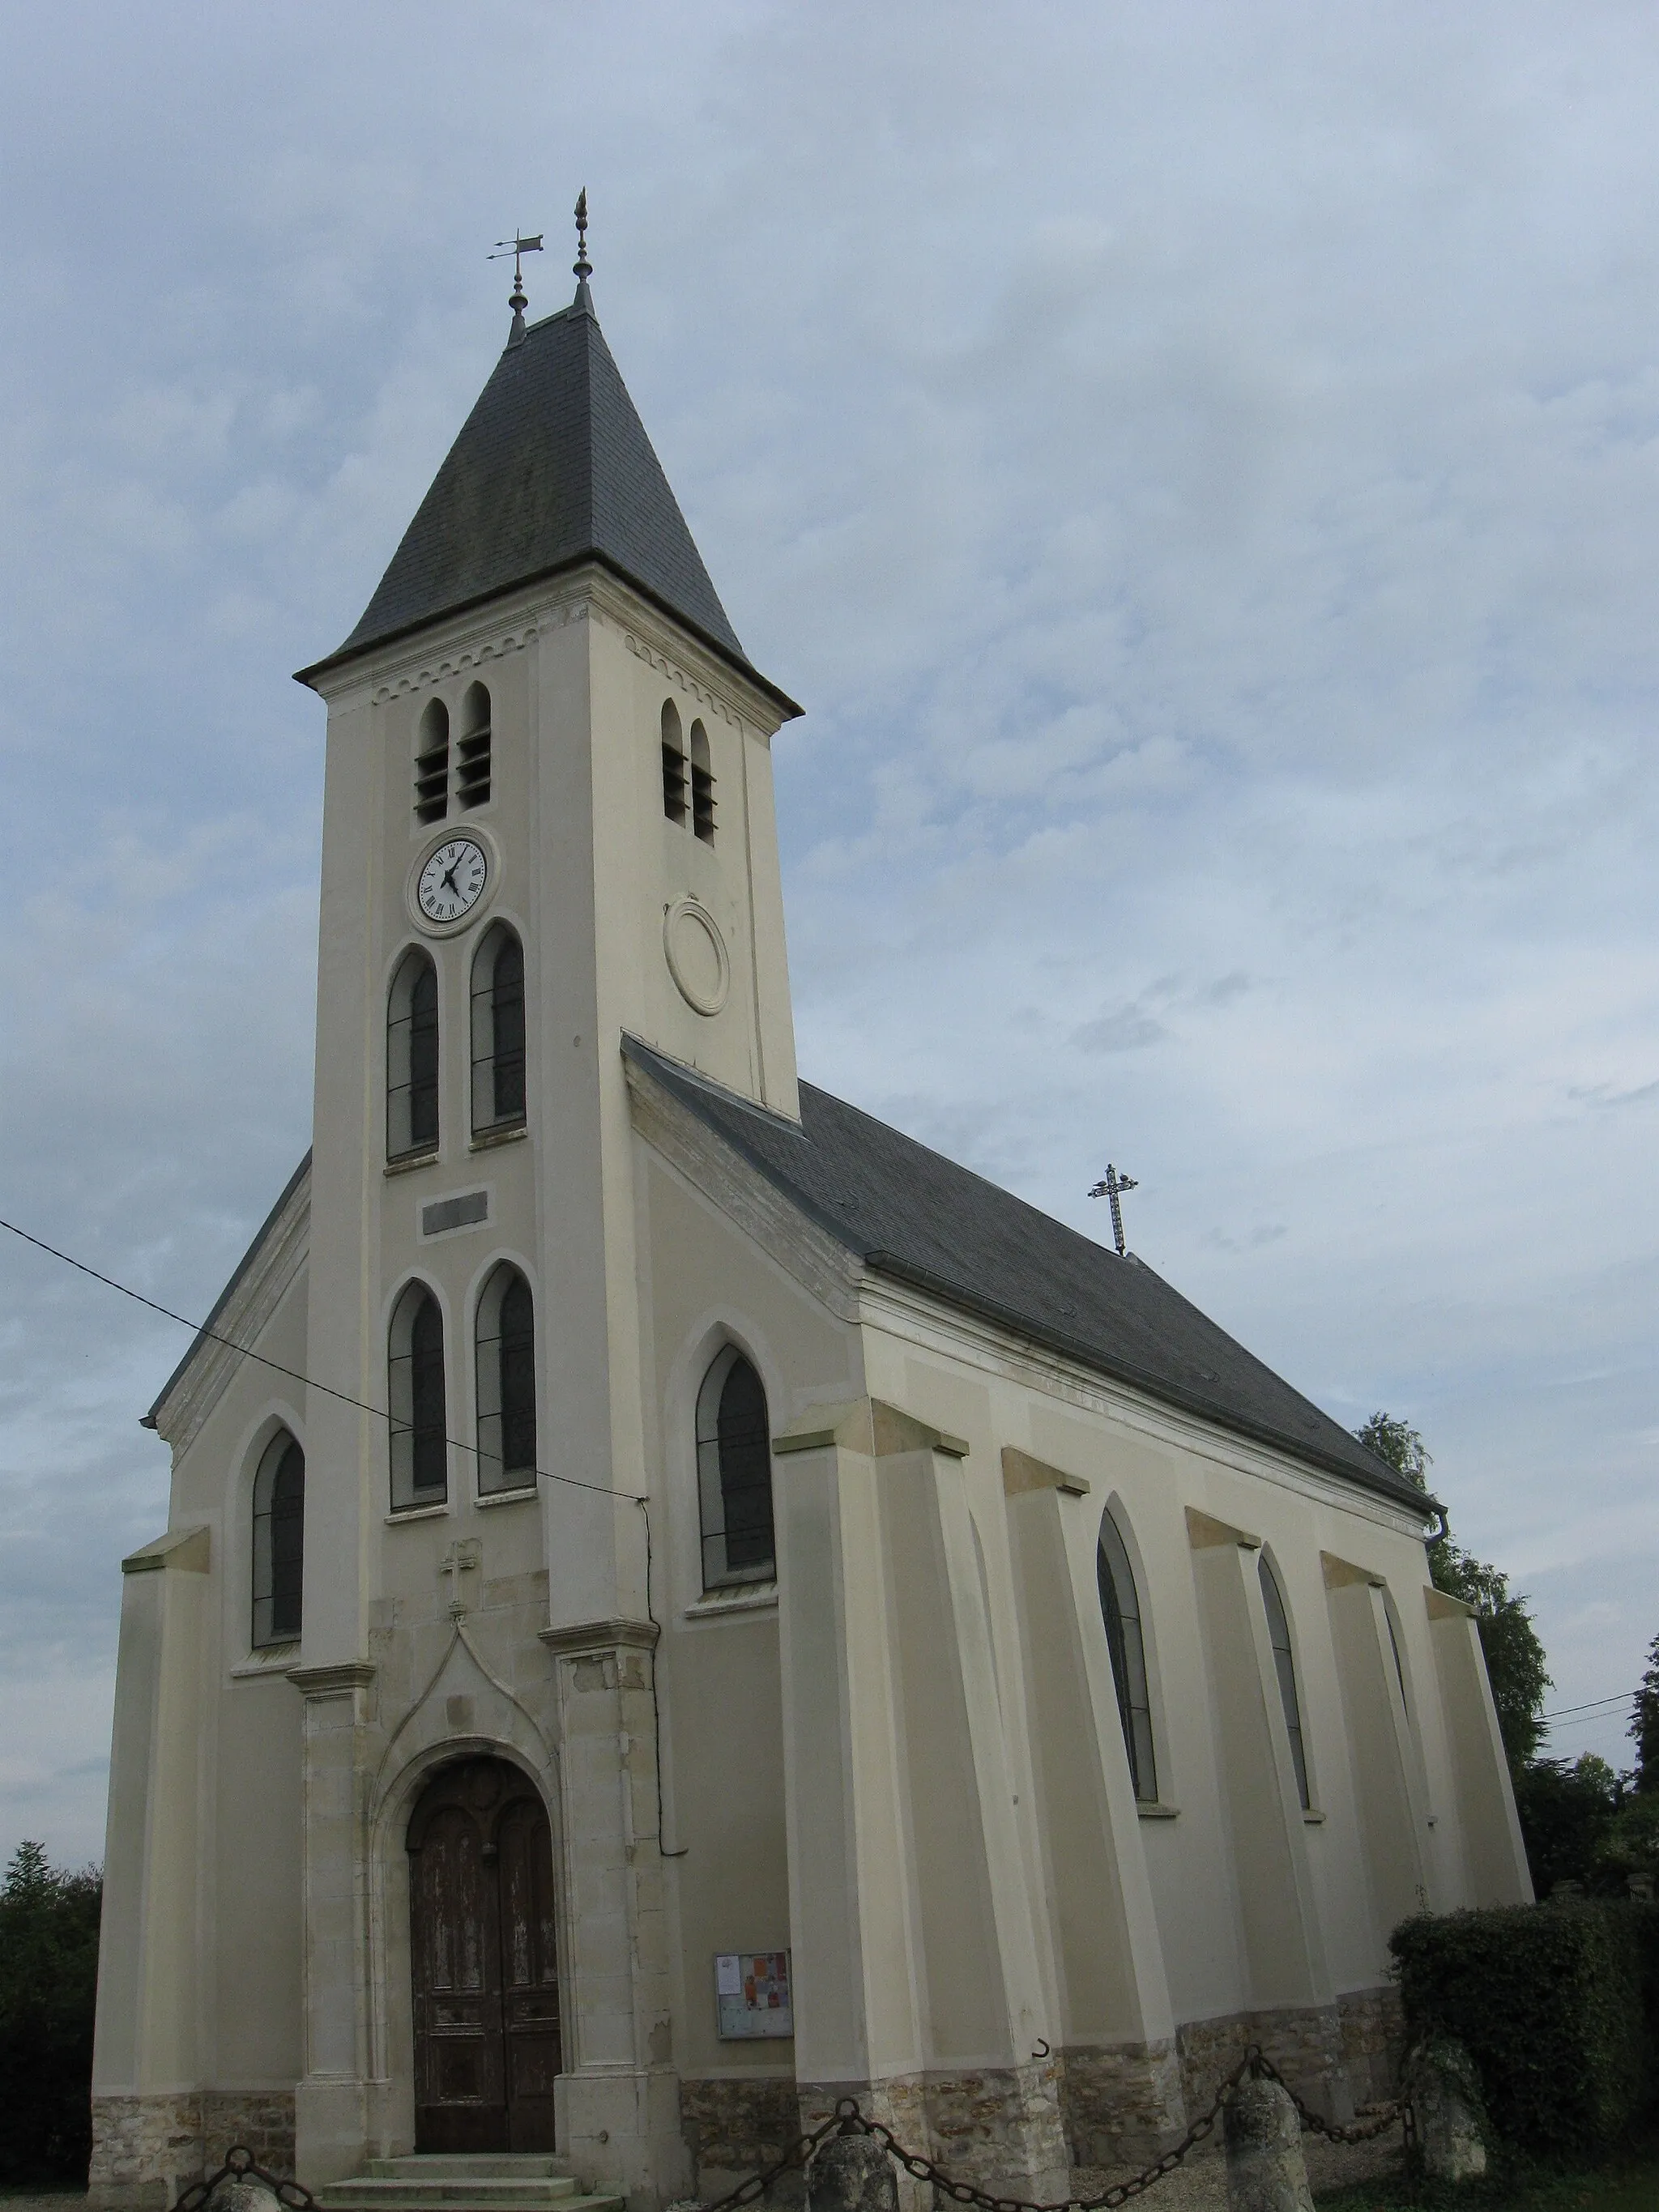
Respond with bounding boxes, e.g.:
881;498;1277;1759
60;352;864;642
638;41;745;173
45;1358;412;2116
1089;1162;1139;1255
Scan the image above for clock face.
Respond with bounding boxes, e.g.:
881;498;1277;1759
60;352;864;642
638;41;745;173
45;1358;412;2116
416;837;489;926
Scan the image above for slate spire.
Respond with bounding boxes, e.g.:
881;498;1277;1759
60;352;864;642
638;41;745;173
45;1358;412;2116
301;258;795;713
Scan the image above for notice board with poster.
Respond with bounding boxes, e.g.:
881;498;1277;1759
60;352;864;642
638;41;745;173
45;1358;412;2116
715;1950;793;2039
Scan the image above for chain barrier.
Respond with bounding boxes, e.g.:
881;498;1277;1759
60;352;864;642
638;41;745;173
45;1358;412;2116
697;2045;1410;2212
177;2049;1407;2212
173;2147;319;2212
1243;2048;1406;2149
696;2108;852;2212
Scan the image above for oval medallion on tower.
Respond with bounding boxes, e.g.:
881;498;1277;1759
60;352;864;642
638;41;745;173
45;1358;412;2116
663;897;730;1016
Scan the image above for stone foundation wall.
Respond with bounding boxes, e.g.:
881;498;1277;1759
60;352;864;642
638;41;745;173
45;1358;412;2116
89;2094;204;2212
201;2091;297;2179
89;2089;297;2210
682;2076;807;2203
1059;2040;1187;2167
1337;1984;1405;2107
922;2059;1068;2201
1177;2004;1352;2125
801;2064;1067;2206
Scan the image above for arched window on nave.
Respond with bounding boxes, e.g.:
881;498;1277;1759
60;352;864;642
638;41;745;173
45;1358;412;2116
1096;1507;1157;1803
1259;1552;1311;1810
252;1429;305;1647
695;1347;774;1590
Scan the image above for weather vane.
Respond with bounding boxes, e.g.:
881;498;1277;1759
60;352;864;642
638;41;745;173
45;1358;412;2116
489;228;544;344
1089;1163;1139;1255
574;187;591;283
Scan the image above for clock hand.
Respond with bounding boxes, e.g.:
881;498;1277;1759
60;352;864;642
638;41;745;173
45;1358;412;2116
441;863;460;894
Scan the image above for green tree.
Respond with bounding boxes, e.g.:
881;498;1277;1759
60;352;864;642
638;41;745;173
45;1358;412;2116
1628;1631;1659;1792
1508;1754;1620;1895
0;1839;102;2183
1355;1410;1550;1768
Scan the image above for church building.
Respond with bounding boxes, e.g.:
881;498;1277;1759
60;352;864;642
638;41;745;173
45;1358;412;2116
87;232;1531;2212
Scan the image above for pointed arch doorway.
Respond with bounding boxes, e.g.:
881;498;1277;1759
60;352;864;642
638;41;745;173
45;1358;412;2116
407;1756;562;2150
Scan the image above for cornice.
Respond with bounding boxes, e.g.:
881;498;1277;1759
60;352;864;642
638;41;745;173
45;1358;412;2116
856;1272;1431;1542
354;581;577;705
315;565;791;738
301;574;566;705
288;1660;377;1697
538;1617;660;1657
152;1168;312;1457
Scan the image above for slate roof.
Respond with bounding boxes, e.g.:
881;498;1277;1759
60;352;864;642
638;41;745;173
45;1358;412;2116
298;287;797;712
625;1038;1431;1515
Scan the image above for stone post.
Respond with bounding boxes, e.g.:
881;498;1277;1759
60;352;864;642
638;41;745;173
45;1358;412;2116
1223;2075;1313;2212
808;2133;898;2212
209;2183;283;2212
1404;2039;1487;2183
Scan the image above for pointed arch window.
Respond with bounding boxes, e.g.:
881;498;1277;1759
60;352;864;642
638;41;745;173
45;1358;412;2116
1259;1554;1311;1810
661;700;688;825
457;681;492;810
390;1283;448;1509
471;923;526;1136
1097;1509;1158;1802
476;1264;536;1495
415;697;450;825
388;948;440;1160
689;719;715;842
696;1347;774;1589
252;1430;305;1647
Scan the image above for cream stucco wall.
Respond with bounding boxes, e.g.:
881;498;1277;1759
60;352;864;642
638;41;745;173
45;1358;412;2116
93;555;1531;2212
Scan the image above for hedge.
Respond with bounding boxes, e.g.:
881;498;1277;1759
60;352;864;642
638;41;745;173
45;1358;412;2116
1389;1898;1659;2158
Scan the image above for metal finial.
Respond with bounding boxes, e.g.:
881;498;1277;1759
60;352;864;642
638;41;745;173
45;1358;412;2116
1088;1164;1139;1255
489;229;544;346
574;188;591;281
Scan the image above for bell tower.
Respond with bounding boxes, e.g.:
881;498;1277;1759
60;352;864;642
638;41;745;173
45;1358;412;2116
287;228;801;2194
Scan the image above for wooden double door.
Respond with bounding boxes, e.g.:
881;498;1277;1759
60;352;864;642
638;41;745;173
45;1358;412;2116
407;1757;562;2151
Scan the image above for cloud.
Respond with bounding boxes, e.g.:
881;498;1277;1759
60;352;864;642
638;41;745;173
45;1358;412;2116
2;0;1658;1856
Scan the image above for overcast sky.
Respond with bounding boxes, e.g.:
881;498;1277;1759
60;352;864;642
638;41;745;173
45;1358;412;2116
1;0;1655;1866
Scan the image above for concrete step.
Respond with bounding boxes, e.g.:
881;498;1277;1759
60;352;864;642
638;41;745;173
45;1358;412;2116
313;2185;619;2203
366;2163;574;2184
315;2176;620;2212
318;2188;575;2206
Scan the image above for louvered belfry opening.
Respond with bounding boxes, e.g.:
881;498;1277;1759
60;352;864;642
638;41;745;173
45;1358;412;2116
457;680;492;809
661;698;688;824
689;718;715;842
416;697;450;824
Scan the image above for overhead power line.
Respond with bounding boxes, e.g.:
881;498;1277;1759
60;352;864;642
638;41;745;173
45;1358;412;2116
1540;1691;1639;1723
0;1213;645;1507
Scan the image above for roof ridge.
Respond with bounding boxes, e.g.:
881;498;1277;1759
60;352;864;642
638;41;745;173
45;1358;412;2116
626;1039;1432;1516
